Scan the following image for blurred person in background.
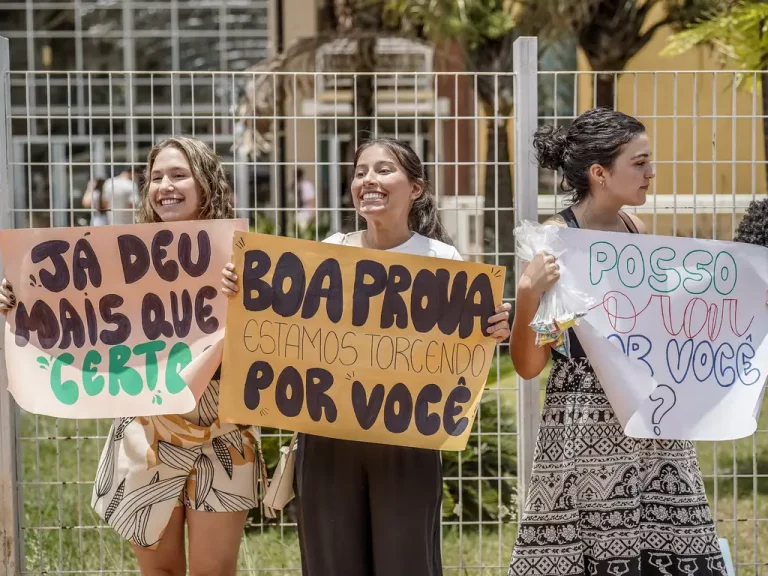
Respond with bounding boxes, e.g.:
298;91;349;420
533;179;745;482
82;165;140;225
295;168;316;230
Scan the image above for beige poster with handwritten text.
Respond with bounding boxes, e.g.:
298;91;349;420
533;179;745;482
219;232;505;451
0;219;247;418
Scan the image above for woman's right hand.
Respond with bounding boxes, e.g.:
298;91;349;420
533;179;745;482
221;263;239;298
518;252;560;300
0;278;16;315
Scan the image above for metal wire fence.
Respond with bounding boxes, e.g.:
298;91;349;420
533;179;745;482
1;34;768;575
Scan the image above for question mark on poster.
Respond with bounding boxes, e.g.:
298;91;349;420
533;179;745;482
649;385;677;436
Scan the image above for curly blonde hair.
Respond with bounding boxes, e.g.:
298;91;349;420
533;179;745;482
136;137;234;223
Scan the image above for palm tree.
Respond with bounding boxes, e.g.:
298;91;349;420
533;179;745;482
534;0;719;107
663;0;768;188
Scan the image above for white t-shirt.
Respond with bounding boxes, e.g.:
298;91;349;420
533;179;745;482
323;231;462;261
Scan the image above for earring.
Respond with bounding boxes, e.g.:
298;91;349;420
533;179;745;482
600;180;605;187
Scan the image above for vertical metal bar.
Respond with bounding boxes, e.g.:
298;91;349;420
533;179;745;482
374;74;379;138
352;72;359;233
292;73;298;237
251;72;259;228
123;0;137;146
12;140;25;229
432;72;439;225
453;73;459;256
652;73;658;235
751;73;757;202
711;73;717;240
67;73;74;228
52;142;67;228
474;74;480;258
170;0;181;134
671;72;678;236
211;72;217;163
234;73;248;220
512;36;539;507
692;73;698;239
46;73;54;227
330;73;339;234
74;0;85;135
108;72;115;223
24;70;32;229
731;75;737;235
0;35;21;576
25;0;37;137
315;72;322;238
271;73;279;232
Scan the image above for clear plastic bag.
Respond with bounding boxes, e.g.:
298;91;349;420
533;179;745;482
514;220;593;357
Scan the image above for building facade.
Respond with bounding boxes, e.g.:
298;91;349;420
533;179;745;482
0;0;271;228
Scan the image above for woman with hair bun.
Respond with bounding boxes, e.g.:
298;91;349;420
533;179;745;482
508;108;726;576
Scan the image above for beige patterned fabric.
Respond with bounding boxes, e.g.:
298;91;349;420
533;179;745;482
91;376;265;549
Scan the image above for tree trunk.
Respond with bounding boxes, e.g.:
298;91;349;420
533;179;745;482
483;117;516;298
355;37;376;139
351;1;382;141
595;73;615;108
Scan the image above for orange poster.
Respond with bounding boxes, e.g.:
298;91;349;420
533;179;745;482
0;219;247;418
219;232;505;451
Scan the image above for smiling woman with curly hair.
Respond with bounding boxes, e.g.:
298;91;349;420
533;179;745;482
0;136;263;576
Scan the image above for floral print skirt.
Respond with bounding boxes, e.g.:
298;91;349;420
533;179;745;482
91;378;265;549
508;358;726;576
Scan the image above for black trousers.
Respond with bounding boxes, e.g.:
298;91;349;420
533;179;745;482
294;434;443;576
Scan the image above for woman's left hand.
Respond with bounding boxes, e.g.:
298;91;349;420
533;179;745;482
487;303;512;343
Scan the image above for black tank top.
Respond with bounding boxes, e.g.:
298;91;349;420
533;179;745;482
552;207;638;360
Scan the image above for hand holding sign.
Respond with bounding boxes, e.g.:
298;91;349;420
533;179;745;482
218;232;505;451
487;303;512;342
0;278;16;314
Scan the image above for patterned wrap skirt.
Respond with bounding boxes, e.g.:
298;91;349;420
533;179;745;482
91;378;266;549
508;357;727;576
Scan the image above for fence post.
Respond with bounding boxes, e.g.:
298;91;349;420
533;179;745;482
512;36;539;511
0;35;21;576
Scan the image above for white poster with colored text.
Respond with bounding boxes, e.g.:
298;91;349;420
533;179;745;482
556;227;768;440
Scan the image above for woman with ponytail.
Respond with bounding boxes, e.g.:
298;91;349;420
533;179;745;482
223;137;511;575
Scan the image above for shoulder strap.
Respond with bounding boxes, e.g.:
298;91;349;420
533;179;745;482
618;211;638;234
559;207;580;229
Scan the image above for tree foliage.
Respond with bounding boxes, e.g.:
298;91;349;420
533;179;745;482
663;0;768;189
532;0;720;106
663;0;768;75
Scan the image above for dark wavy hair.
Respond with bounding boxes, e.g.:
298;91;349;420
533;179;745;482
353;137;453;245
734;198;768;246
137;137;234;223
534;107;646;204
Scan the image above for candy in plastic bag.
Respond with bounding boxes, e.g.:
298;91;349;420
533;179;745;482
514;220;593;357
